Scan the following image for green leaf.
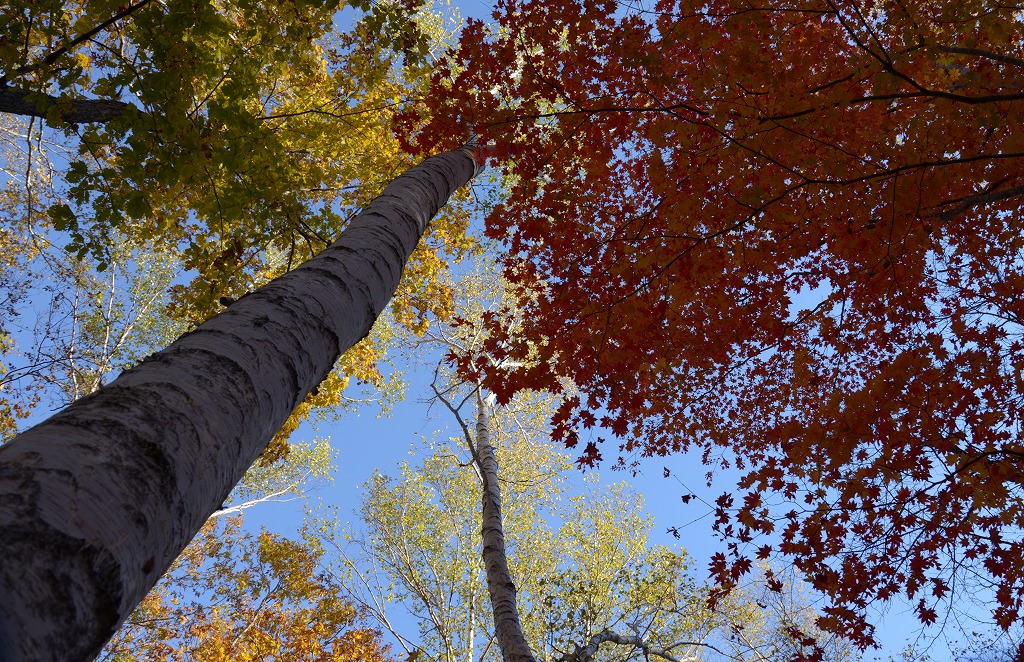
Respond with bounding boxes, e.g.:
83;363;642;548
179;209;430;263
48;203;78;233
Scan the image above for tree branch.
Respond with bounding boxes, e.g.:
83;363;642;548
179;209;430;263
5;0;156;83
0;85;134;124
936;45;1024;69
557;628;730;662
208;473;312;518
932;182;1024;221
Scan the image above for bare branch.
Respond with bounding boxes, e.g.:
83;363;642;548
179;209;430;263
208;474;311;519
558;628;732;662
933;182;1024;221
936;45;1024;69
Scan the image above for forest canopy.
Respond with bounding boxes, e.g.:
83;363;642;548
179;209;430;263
0;0;1022;659
412;0;1024;648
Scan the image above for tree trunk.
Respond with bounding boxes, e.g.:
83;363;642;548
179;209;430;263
0;142;480;662
476;391;537;662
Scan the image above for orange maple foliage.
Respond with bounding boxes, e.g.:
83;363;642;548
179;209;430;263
409;0;1024;649
102;517;393;662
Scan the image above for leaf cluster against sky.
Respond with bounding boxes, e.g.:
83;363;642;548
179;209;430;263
409;0;1024;649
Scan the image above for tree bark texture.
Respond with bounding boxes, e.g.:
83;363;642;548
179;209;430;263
476;391;538;662
0;143;480;662
0;85;133;124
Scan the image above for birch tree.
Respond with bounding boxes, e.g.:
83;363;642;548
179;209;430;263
0;0;474;453
0;140;482;662
330;393;856;662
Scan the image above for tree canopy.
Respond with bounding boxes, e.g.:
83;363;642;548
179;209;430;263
411;0;1024;647
0;0;477;453
324;412;856;662
0;1;485;657
3;0;1023;656
101;515;395;662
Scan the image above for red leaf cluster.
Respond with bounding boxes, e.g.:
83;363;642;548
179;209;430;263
410;0;1024;647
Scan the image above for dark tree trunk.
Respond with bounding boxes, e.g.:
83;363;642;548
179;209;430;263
0;142;480;662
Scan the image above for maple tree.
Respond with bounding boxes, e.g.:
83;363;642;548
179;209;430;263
410;0;1024;649
328;265;855;662
100;515;394;662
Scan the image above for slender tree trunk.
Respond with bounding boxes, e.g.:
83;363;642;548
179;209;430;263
0;142;480;662
476;391;537;662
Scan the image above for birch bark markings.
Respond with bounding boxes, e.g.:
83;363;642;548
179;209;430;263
0;143;480;662
475;390;538;662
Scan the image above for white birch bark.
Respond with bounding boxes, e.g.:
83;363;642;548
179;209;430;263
0;142;481;662
475;390;538;662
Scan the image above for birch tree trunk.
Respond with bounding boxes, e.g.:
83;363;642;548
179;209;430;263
476;391;538;662
0;142;480;662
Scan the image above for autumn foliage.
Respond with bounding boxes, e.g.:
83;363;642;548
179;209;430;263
411;0;1024;647
0;0;477;454
102;517;393;662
